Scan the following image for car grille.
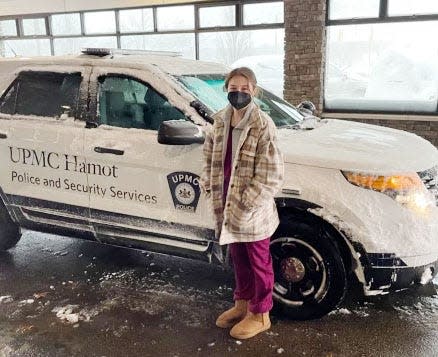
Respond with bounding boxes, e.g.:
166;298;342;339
418;165;438;206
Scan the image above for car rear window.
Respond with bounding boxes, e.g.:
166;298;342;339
0;71;82;118
97;75;185;130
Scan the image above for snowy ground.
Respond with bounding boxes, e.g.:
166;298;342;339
0;231;437;357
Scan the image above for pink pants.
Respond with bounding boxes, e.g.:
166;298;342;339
229;238;274;314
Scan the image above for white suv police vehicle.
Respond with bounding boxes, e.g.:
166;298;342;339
0;49;437;319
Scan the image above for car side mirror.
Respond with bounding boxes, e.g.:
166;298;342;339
59;105;72;120
157;120;205;145
297;101;317;117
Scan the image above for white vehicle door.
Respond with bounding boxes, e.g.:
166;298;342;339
83;67;215;247
0;66;93;233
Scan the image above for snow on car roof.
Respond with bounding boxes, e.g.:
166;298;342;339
0;53;229;76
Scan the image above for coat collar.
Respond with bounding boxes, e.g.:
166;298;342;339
217;101;260;130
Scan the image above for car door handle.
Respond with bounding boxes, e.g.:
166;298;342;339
0;133;7;139
94;147;124;155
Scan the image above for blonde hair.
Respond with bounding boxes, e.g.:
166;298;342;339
224;67;260;96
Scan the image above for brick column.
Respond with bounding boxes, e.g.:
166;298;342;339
283;0;326;114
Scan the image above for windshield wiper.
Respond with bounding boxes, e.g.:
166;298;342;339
279;116;321;130
278;124;300;130
190;100;214;124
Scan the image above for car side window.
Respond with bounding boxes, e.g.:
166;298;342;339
0;71;81;117
98;76;185;130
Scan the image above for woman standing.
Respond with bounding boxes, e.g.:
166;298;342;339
200;67;284;339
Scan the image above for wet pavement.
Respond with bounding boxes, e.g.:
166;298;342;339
0;231;437;357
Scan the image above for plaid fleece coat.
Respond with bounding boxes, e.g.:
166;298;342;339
200;102;284;245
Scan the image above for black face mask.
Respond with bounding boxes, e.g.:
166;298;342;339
227;91;252;110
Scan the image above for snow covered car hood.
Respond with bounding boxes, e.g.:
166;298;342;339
278;119;438;173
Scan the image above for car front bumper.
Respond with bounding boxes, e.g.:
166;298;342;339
363;254;438;295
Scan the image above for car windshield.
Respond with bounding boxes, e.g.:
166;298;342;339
176;74;303;127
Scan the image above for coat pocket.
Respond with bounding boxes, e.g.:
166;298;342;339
238;150;256;180
229;207;254;233
227;194;256;233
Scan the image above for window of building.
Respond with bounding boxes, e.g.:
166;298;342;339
0;20;17;37
0;0;285;95
84;11;116;34
98;76;185;130
328;0;380;20
22;18;47;36
119;8;154;33
199;5;235;28
326;1;438;114
1;39;51;57
199;28;285;97
51;13;81;36
54;37;117;55
0;71;82;117
243;2;284;25
388;0;438;16
121;33;195;59
156;5;194;31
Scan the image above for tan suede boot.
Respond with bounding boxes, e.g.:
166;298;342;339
216;300;248;328
229;311;271;339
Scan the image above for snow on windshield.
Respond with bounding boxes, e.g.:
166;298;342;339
176;74;302;127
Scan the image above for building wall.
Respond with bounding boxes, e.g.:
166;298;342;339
2;0;437;146
283;0;437;147
283;0;326;112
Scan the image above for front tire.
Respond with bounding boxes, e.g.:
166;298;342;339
0;200;21;251
271;214;347;320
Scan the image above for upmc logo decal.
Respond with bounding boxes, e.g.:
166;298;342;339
167;172;201;212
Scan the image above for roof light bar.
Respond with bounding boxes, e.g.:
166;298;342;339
80;48;182;57
81;48;112;57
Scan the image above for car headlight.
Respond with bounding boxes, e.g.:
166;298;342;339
341;171;434;213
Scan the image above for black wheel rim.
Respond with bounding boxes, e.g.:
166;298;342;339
271;237;328;306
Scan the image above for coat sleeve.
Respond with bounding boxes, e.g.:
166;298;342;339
241;119;284;210
199;125;213;198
